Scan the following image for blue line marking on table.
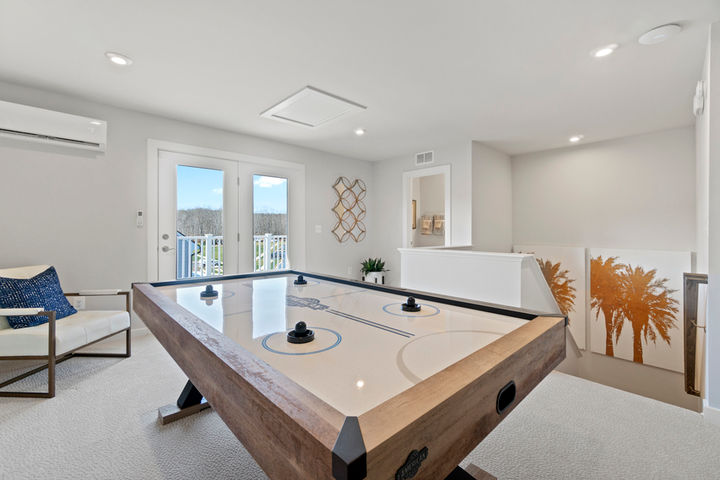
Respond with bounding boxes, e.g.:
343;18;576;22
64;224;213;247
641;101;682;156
382;303;440;318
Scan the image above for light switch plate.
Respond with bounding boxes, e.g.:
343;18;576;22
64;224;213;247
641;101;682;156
315;224;322;233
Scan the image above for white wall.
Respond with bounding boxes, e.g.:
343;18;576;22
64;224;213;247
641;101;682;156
0;80;374;321
697;49;710;275
513;127;696;251
371;141;472;285
701;22;720;420
472;141;512;252
512;126;699;410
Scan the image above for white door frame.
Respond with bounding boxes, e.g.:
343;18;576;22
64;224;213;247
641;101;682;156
401;164;452;249
147;139;306;281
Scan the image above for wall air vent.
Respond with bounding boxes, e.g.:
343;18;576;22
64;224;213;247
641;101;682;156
260;86;366;127
415;151;434;166
0;100;106;151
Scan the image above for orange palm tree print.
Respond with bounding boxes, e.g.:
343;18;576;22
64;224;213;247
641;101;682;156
590;256;623;357
536;258;576;318
615;265;678;364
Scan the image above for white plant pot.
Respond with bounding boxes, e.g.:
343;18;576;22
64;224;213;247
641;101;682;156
362;271;385;284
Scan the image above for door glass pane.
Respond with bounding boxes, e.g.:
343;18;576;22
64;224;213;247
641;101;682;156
253;175;288;271
176;165;224;279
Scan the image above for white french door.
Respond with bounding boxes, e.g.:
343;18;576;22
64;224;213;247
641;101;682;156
244;168;290;273
158;151;239;281
152;143;306;282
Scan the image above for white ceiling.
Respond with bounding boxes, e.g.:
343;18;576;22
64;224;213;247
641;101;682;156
0;0;717;160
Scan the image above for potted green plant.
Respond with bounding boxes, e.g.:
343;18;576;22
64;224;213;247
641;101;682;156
361;258;387;284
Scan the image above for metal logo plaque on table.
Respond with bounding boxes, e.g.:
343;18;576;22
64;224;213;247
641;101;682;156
395;446;428;480
331;176;366;243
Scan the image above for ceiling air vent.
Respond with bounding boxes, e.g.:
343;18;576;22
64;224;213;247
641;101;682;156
260;86;366;127
415;151;434;166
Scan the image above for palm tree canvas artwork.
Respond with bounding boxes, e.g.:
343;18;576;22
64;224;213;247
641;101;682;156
589;248;690;372
514;245;586;350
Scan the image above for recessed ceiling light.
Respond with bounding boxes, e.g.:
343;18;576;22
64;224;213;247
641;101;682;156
105;52;133;66
569;135;584;143
354;128;366;136
592;44;618;58
638;24;682;45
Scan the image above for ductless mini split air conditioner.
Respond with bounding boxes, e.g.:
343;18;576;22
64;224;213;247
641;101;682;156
0;100;107;152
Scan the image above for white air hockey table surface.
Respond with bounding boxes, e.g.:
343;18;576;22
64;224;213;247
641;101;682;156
134;270;566;480
157;273;529;416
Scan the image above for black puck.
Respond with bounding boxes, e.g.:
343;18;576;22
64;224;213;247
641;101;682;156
200;285;218;299
287;321;315;343
294;274;308;285
401;296;421;312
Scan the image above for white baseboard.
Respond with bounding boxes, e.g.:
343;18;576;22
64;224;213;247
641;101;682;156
703;402;720;427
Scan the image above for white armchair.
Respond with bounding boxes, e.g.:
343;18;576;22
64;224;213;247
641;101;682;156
0;265;131;398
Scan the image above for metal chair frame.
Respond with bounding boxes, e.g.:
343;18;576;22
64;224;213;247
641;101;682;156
0;291;131;398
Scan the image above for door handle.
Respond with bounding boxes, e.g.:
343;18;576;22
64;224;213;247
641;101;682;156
161;246;175;253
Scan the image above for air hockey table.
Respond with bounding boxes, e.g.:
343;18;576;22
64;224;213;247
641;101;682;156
133;270;566;480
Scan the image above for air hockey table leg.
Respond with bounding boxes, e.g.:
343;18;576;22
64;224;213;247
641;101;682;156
158;380;212;425
445;464;497;480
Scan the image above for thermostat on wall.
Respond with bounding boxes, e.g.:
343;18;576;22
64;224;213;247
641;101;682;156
137;210;144;228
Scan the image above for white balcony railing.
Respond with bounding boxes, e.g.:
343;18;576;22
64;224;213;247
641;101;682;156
254;233;288;272
176;233;288;279
176;234;224;279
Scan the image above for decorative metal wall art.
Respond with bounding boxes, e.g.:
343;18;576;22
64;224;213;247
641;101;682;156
331;177;366;243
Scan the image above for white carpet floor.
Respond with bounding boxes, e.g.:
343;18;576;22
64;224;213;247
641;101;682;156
1;331;719;480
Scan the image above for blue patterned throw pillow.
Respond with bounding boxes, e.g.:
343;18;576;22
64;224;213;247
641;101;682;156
0;266;77;329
